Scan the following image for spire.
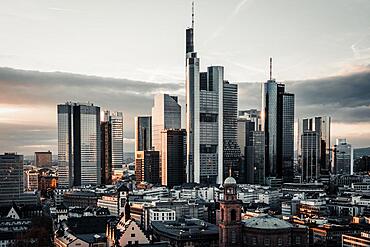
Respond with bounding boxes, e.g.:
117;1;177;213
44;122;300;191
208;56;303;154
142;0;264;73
192;0;195;30
269;57;272;80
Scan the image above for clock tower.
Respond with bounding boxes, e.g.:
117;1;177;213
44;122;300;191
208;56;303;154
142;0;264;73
219;176;242;247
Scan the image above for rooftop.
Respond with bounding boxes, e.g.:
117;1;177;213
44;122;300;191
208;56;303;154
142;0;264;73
243;214;293;230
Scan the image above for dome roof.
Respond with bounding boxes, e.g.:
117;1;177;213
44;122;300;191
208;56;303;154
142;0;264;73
224;176;237;185
243;214;292;230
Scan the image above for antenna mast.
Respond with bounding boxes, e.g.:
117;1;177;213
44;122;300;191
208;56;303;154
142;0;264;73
192;0;194;30
269;57;272;80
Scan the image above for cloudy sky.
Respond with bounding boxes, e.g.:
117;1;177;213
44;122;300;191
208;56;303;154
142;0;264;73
0;0;370;155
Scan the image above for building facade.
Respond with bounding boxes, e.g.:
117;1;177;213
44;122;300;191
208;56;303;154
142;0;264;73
135;150;160;185
160;129;187;187
223;81;241;180
135;116;152;152
101;121;112;185
261;66;295;182
57;102;101;187
151;94;181;153
104;111;124;170
333;138;353;175
0;153;24;205
34;151;52;167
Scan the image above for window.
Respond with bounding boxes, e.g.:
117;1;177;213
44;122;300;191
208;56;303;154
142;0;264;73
252;237;257;245
264;238;270;246
231;230;236;243
221;208;224;221
231;209;236;221
131;233;135;237
278;238;282;246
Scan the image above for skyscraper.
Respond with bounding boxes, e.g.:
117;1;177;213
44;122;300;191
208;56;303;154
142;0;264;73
223;81;241;180
301;131;320;182
261;59;295;182
135;150;160;185
0;153;38;206
58;102;101;187
161;129;187;187
333;138;353;175
101;121;112;185
151;94;181;152
237;111;265;184
299;116;331;181
135;116;152;152
0;153;24;203
185;6;232;185
104;111;124;170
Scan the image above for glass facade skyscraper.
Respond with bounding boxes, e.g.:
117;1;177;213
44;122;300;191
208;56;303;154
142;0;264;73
0;153;23;203
261;79;295;182
58;102;101;187
151;94;181;152
333;138;353;175
104;111;124;170
135;116;152;152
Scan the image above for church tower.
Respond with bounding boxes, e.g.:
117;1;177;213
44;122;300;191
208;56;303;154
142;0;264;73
219;176;242;247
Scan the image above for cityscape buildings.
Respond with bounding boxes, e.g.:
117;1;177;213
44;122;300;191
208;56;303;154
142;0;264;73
57;102;101;187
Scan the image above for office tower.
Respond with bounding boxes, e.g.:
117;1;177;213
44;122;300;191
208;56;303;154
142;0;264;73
185;10;226;184
261;58;295;182
104;111;124;170
151;94;181;152
0;153;24;203
101;121;112;185
35;151;52;167
299;116;331;180
301;131;320;182
237;114;265;185
135;150;160;185
333;138;353;175
135;116;152;152
161;129;187;187
58;102;101;187
223;81;241;180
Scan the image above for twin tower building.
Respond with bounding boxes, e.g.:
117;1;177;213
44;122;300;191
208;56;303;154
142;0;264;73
57;7;296;188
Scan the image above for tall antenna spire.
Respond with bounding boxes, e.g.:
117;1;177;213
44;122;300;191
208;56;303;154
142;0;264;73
269;57;272;80
192;0;194;30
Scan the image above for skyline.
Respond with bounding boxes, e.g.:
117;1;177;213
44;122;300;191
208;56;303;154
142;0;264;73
0;0;370;155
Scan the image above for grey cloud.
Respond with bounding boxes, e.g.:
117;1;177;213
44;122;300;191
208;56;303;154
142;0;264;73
0;67;370;154
238;68;370;122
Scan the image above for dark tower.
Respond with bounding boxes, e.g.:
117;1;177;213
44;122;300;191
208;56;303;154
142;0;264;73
219;176;242;247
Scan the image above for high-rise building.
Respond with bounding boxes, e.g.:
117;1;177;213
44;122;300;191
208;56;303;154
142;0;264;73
135;150;160;185
223;81;241;181
299;116;331;181
104;111;124;170
151;94;181;152
333;138;353;175
185;10;230;185
0;153;24;203
101;121;112;185
160;129;186;187
237;110;265;185
261;59;295;182
34;151;52;167
301;131;320;182
57;102;101;187
26;169;39;191
135;116;152;152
